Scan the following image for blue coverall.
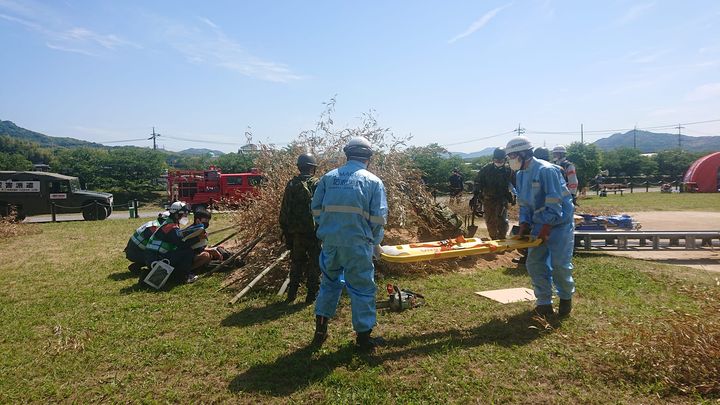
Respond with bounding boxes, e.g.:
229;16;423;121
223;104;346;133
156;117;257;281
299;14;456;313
311;159;388;333
516;157;575;306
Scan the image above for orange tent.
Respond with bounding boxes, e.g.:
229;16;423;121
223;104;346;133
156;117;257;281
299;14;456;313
683;151;720;192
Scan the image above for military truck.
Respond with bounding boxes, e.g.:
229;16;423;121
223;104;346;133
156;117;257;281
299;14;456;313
0;171;113;221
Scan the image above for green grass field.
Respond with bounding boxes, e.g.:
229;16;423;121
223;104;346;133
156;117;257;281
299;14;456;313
578;192;720;213
1;217;718;403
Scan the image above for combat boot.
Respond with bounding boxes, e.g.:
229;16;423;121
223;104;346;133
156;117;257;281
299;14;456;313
558;299;572;317
311;315;328;347
285;283;299;304
355;330;385;353
532;304;554;318
305;286;318;305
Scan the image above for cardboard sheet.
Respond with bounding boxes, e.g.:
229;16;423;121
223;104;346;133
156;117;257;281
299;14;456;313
475;287;536;304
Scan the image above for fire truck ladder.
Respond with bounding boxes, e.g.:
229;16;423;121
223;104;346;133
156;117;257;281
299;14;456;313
575;231;720;251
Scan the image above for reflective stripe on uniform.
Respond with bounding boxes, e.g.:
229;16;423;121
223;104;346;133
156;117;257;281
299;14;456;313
545;197;560;204
369;215;386;225
320;204;371;219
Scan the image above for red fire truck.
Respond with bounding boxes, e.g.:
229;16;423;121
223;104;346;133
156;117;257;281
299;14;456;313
166;166;262;209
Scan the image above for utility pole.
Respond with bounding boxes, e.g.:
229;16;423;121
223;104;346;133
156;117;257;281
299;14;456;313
581;123;584;144
633;125;637;150
676;123;684;150
149;127;161;150
514;123;525;136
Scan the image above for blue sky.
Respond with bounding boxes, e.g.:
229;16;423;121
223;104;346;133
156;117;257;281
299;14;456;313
1;0;720;153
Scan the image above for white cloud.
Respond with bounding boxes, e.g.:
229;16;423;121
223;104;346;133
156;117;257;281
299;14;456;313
686;82;720;102
165;17;302;83
617;2;655;25
629;49;670;64
0;1;139;55
448;3;512;44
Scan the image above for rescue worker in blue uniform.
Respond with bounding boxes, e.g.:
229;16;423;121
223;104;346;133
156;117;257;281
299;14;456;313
310;136;388;352
506;136;575;318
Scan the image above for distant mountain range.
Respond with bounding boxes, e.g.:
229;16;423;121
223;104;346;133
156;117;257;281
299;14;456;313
0;120;104;148
0;120;224;155
449;129;720;157
592;129;720;153
2;120;718;157
177;148;225;156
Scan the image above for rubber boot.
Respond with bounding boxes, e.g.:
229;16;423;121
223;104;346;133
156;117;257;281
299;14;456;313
355;330;385;353
311;315;328;347
558;299;572;317
532;304;554;318
285;283;299;304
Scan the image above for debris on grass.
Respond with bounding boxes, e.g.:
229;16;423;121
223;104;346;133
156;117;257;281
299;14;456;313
0;210;40;240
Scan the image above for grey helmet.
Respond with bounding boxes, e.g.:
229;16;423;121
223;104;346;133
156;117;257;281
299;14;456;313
343;137;373;159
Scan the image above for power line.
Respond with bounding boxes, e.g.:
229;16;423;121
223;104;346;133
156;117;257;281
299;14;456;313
100;137;155;144
440;130;516;147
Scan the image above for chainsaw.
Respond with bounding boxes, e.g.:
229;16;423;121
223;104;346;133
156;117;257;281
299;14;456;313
376;284;425;312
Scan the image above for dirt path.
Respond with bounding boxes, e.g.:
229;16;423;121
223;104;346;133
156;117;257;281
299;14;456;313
600;211;720;273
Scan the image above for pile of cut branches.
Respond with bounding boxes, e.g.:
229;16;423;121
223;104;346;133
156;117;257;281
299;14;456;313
221;100;494;294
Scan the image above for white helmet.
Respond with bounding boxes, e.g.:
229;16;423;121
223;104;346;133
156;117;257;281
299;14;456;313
343;136;373;159
168;201;190;214
552;145;567;154
505;136;534;154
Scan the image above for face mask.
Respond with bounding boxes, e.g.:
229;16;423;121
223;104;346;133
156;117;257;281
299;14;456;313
179;217;189;226
509;157;523;171
494;162;504;168
202;222;209;229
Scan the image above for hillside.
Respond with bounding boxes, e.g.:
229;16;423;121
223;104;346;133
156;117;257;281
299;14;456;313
449;147;495;159
178;148;225;156
0;120;104;148
592;130;720;153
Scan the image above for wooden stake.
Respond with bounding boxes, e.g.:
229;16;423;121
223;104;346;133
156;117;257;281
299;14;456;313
204;233;264;278
229;250;289;304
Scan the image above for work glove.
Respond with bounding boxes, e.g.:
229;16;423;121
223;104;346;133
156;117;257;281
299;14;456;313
373;244;383;260
511;222;531;240
537;224;552;241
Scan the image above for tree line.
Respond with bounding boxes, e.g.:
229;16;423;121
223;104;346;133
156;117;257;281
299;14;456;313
1;135;707;201
0;136;256;203
407;142;708;191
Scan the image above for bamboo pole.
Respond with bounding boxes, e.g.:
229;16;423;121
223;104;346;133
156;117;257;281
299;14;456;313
229;250;289;304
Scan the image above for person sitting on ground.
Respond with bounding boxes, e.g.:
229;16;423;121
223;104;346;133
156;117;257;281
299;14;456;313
124;211;170;272
143;201;200;285
183;207;224;269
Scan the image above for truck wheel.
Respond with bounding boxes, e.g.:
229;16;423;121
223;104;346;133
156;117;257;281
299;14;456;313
82;202;109;221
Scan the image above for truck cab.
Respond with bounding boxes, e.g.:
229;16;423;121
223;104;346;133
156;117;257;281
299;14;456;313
0;171;113;221
166;167;262;209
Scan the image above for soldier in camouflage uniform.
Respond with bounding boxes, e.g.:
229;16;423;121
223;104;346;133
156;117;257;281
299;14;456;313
279;153;321;304
470;147;516;240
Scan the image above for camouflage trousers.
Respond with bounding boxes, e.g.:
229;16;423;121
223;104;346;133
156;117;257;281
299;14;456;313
483;198;509;240
288;232;321;294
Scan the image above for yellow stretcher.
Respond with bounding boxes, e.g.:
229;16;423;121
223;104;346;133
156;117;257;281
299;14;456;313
380;236;543;263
